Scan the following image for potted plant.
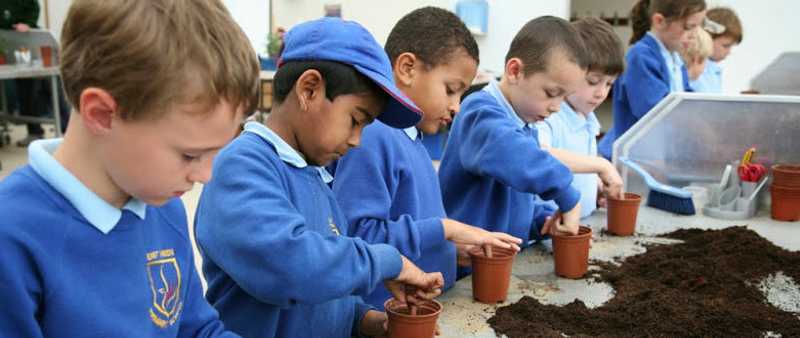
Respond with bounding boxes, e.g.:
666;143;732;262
384;298;442;338
607;193;642;236
552;226;592;279
469;246;516;303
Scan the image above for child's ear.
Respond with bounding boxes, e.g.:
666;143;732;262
294;69;325;112
504;58;524;84
393;52;418;88
79;87;117;136
651;13;666;29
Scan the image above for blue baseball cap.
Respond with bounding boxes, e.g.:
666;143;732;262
279;17;422;129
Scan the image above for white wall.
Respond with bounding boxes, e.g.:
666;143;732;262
464;0;571;75
222;0;270;55
38;1;800;93
36;0;70;42
706;0;800;93
41;0;268;54
273;0;570;75
273;0;449;46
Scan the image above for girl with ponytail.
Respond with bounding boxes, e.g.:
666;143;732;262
598;0;706;159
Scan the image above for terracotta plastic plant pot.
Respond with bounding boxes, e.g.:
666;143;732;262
606;193;642;236
773;164;800;188
552;226;592;279
385;298;442;338
771;185;800;222
469;246;516;303
40;46;53;67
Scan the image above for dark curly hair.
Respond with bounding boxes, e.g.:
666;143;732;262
385;6;479;68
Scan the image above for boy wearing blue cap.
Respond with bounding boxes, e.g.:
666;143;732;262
0;0;256;337
439;16;589;246
194;17;444;338
331;7;522;309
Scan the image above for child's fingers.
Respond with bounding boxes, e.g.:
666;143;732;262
492;232;523;244
414;288;442;300
484;244;493;258
556;222;579;236
384;281;407;305
540;216;553;236
486;238;511;250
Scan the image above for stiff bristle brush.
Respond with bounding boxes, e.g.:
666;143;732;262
619;157;696;215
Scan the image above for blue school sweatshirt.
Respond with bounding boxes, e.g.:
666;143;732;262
438;80;577;245
598;33;692;159
332;121;455;308
0;139;236;338
195;122;403;338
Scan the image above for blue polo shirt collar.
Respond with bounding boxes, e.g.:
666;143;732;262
403;126;421;141
28;138;146;234
484;79;535;129
561;102;600;136
244;121;333;183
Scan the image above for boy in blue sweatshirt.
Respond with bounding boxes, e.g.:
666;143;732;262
331;7;522;309
439;16;589;249
194;18;444;338
598;0;706;159
0;1;258;337
536;18;625;220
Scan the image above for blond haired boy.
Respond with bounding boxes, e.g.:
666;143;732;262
0;1;258;337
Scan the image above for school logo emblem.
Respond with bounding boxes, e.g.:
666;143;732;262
146;249;184;328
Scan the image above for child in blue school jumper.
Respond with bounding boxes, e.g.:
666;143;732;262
331;7;522;309
439;16;590;255
0;1;259;337
536;18;626;220
194;18;445;338
598;0;707;159
692;7;743;93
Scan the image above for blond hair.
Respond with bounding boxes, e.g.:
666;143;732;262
60;0;259;120
683;27;713;61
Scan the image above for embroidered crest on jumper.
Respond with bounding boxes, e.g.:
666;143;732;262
146;249;184;328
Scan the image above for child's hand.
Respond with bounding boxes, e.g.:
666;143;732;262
599;160;624;200
560;205;581;235
455;243;475;266
541;207;580;236
359;310;388;337
596;179;608;208
442;219;522;256
385;256;443;305
13;23;30;32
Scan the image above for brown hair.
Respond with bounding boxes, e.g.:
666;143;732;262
60;0;259;120
630;0;707;45
572;17;625;76
505;16;589;76
707;7;742;43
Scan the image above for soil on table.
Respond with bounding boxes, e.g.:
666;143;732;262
488;226;800;338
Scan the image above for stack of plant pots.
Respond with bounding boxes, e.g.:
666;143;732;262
469;246;517;303
384;298;442;338
607;193;642;236
770;164;800;221
552;226;592;279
